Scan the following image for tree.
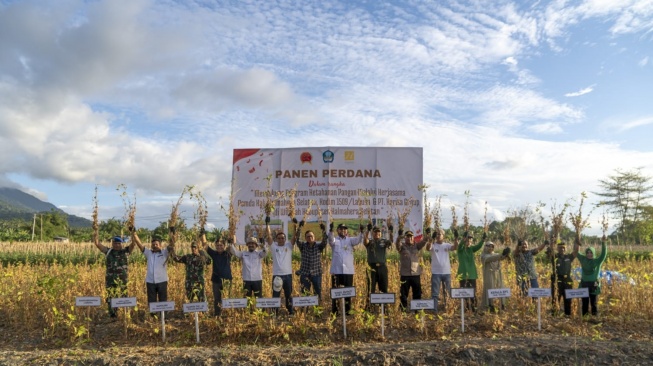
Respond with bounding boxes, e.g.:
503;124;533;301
595;168;653;243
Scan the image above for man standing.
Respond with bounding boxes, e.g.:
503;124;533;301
456;231;485;312
93;235;136;318
480;241;511;312
549;240;576;316
396;229;429;311
426;228;458;313
364;224;393;307
133;228;173;309
205;232;233;317
513;239;547;296
268;217;294;316
329;223;363;315
293;223;328;300
231;235;268;300
171;239;211;302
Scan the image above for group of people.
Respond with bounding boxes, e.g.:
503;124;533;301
93;219;608;318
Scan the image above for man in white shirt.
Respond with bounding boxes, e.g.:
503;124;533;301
132;228;173;309
426;228;458;313
231;236;268;299
267;218;295;315
328;223;363;315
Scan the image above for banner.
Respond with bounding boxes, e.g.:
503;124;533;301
232;147;423;242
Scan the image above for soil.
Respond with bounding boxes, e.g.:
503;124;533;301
1;333;652;365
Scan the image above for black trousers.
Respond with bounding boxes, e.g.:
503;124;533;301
400;275;422;310
331;274;353;315
554;277;574;316
146;282;168;306
580;281;599;316
212;278;230;316
244;280;263;298
367;263;389;294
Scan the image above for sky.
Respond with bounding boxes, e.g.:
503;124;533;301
1;0;653;236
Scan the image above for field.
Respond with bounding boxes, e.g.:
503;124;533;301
1;240;653;365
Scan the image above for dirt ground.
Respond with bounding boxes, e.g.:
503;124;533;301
1;333;652;365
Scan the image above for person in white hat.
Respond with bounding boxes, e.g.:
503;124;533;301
231;234;268;299
328;222;363;315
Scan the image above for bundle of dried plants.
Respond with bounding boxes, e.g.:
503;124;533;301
568;192;594;237
169;185;193;242
450;206;458;231
287;183;298;219
463;190;471;232
190;188;208;238
432;195;443;232
117;184;137;233
301;199;314;223
419;184;432;232
550;200;570;243
92;185;99;242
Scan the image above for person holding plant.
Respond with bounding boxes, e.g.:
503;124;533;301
171;238;211;303
293;223;328;301
513;239;547;296
426;228;458;313
573;234;607;316
480;241;511;312
133;228;174;310
456;231;485;312
268;218;295;316
93;235;136;318
231;235;268;300
205;232;233;317
329;223;363;315
363;224;394;308
549;240;576;316
396;229;429;311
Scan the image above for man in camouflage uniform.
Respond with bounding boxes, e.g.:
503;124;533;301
171;241;211;302
94;235;136;318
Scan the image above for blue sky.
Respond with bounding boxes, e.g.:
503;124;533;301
1;0;652;235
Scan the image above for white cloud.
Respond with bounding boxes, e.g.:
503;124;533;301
639;56;649;67
565;85;595;97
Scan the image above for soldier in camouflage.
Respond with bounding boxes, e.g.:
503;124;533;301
171;241;211;302
94;235;136;318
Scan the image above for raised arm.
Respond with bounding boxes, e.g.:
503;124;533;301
93;237;109;254
132;231;145;252
265;216;273;246
451;229;460;251
597;235;608;262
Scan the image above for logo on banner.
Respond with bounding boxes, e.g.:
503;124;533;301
322;150;334;163
300;152;312;164
344;150;355;161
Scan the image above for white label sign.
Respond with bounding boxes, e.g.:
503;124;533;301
451;288;475;298
370;293;396;304
529;288;552;298
256;297;282;308
111;297;137;308
75;296;101;307
292;296;319;307
331;287;356;299
222;298;248;309
410;299;435;310
487;288;511;299
149;301;175;312
566;288;590;299
183;302;209;313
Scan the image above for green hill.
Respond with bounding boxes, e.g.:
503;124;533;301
0;187;92;228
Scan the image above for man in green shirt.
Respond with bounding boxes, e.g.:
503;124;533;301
573;234;607;316
456;231;486;312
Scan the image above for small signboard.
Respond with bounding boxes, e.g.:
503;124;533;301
111;297;137;308
488;288;511;299
410;299;435;310
451;288;475;298
222;298;248;309
256;297;282;308
566;288;590;299
529;288;552;298
183;302;209;313
370;293;396;304
292;296;319;307
149;301;175;312
75;296;101;307
331;287;356;299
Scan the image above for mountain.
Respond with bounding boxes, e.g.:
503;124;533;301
0;187;92;228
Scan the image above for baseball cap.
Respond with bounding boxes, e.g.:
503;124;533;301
405;230;414;236
273;276;283;292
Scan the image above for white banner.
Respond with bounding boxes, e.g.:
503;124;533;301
232;147;423;241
